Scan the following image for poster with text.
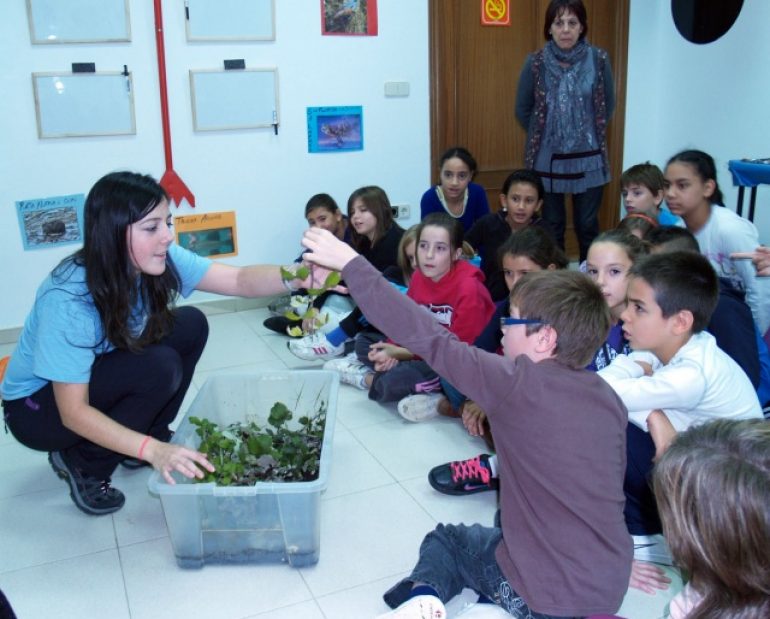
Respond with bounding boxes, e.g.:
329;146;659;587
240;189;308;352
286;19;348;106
174;211;238;258
15;193;85;250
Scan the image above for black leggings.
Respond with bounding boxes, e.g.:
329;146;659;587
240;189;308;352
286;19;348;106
2;306;208;479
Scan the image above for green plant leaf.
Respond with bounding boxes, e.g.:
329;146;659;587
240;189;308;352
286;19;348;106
324;271;341;287
268;402;292;428
284;311;303;321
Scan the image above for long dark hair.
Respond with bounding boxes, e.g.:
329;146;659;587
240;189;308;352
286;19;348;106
666;149;725;206
56;171;180;352
347;185;394;251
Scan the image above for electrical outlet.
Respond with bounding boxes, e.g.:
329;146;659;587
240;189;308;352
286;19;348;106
391;204;411;219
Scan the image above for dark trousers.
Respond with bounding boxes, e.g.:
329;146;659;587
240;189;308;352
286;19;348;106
3;306;208;479
383;523;578;618
354;331;441;402
541;185;605;262
624;423;662;535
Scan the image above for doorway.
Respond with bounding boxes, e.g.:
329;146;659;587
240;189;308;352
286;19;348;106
429;0;629;258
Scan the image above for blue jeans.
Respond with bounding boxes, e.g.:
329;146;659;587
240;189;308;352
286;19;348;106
383;523;579;619
439;377;466;411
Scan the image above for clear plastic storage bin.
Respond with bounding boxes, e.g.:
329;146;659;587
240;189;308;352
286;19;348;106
148;371;338;568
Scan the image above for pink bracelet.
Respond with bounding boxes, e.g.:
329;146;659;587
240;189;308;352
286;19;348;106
137;435;151;461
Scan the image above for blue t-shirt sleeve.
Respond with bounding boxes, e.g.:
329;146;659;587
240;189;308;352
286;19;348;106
34;287;102;384
169;243;212;297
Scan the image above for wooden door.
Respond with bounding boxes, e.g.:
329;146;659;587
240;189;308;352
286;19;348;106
429;0;629;258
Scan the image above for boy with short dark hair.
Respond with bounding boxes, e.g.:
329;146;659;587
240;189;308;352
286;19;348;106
621;162;679;226
301;227;632;618
598;251;762;544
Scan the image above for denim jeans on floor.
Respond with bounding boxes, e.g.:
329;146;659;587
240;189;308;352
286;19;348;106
382;523;579;619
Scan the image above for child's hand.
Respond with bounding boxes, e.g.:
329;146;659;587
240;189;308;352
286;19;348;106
647;409;677;462
635;360;653;376
302;228;359;272
731;246;770;276
462;401;487;436
628;559;671;594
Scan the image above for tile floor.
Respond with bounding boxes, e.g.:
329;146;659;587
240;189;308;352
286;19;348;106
0;305;681;619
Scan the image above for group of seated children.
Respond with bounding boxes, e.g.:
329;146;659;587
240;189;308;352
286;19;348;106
284;146;769;618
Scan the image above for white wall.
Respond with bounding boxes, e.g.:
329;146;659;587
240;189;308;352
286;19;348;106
0;0;429;329
3;1;769;330
624;0;770;241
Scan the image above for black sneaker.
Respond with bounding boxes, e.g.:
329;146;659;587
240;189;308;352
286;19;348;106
262;315;302;337
48;451;126;515
428;454;499;496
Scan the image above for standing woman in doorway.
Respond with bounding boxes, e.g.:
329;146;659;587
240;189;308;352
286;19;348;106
515;0;615;261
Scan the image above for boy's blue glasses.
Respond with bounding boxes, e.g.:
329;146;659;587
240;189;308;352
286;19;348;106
500;317;546;328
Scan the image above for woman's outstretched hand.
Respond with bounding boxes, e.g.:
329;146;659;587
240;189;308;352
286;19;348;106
301;228;359;272
144;439;215;485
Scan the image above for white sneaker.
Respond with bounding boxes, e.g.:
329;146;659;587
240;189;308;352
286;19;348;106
324;353;370;389
632;533;674;565
376;595;446;619
287;331;345;361
397;393;444;422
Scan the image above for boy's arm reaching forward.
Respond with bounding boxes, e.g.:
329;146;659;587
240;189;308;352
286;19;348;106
302;228;514;410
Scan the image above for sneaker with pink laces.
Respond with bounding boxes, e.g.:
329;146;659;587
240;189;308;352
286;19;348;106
376;595;446;619
427;454;498;496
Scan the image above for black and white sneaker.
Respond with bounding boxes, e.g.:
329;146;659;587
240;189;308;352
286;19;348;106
48;451;125;515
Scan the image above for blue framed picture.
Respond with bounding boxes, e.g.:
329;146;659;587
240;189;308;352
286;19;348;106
307;105;363;153
15;193;85;250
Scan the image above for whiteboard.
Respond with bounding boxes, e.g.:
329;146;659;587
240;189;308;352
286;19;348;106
27;0;131;44
190;69;278;131
185;0;275;41
33;72;136;138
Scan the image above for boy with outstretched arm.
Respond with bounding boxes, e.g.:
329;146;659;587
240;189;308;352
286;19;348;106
597;251;762;564
302;228;632;619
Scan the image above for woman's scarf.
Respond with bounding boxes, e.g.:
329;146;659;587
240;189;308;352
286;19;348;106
542;38;590;152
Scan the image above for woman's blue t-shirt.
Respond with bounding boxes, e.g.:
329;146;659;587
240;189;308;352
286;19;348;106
1;244;211;400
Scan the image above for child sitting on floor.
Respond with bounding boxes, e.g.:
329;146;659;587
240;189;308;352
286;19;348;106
597;251;762;560
621;162;680;226
325;213;495;420
428;229;644;496
466;169;551;301
664;149;770;334
302;227;632;618
288;185;404;359
653;419;770;618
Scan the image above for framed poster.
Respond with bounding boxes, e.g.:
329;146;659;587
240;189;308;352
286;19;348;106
190;68;278;131
27;0;131;44
174;212;238;258
321;0;378;36
185;0;275;41
33;71;136;138
16;193;85;250
307;106;363;153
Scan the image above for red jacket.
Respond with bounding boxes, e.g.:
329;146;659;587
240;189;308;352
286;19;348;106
406;260;495;345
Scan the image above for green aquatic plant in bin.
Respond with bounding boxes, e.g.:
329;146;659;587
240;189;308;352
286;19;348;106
279;265;342;337
189;397;328;486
